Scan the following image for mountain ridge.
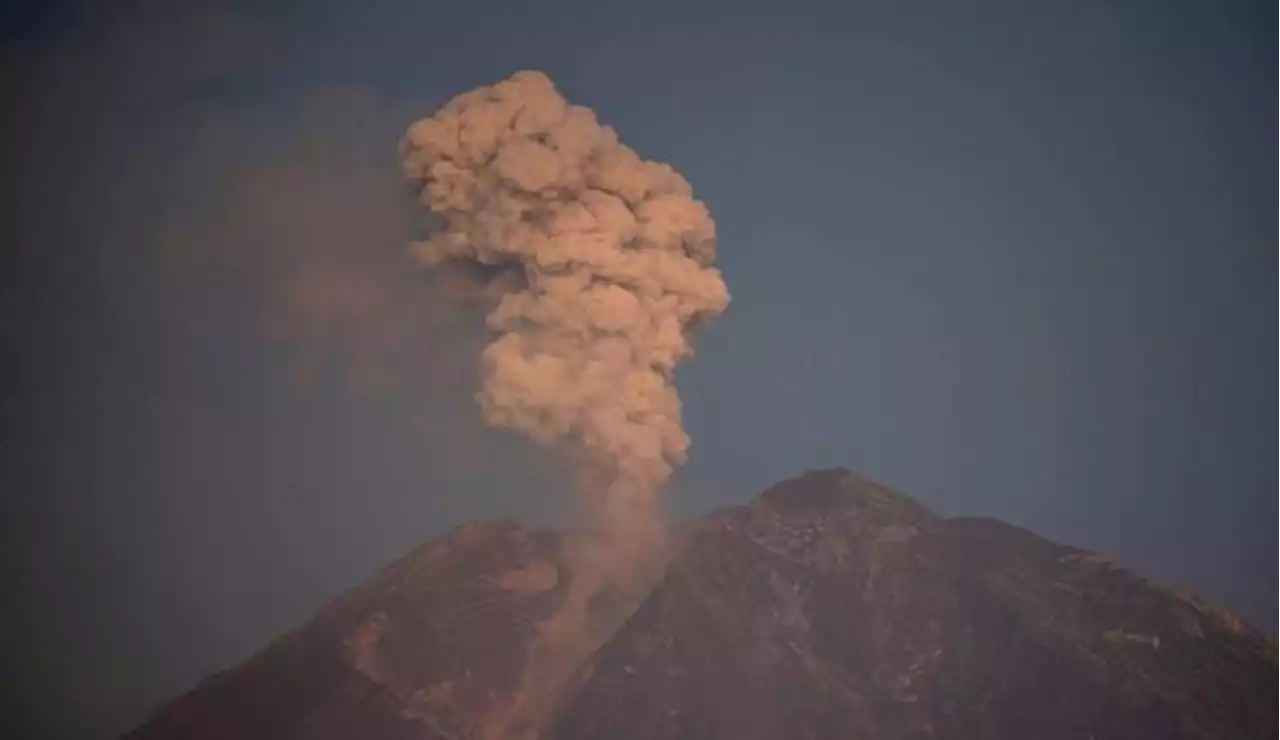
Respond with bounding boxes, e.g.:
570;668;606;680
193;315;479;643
123;468;1276;740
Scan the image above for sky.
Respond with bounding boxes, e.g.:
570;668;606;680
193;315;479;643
1;1;1273;738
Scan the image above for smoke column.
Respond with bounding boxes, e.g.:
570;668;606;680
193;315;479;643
401;71;728;737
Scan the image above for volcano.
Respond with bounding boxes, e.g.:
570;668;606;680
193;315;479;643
122;469;1276;740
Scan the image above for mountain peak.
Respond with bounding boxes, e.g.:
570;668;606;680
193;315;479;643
124;471;1275;740
750;467;933;521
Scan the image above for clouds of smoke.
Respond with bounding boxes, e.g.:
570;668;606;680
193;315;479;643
401;70;728;737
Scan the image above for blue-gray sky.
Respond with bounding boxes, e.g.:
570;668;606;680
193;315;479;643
2;1;1273;738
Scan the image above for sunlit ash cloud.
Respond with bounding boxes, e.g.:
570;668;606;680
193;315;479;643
400;70;729;738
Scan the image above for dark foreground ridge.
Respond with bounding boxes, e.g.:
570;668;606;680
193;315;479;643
123;469;1277;740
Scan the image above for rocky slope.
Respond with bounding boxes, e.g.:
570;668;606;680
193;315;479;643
123;469;1276;740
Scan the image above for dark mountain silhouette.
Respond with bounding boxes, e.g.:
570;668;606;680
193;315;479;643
123;469;1276;740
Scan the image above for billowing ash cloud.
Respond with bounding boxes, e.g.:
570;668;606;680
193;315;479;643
401;69;728;552
401;70;728;736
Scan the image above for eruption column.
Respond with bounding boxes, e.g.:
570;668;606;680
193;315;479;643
401;71;728;737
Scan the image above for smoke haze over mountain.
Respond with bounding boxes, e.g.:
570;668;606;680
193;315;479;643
401;71;728;737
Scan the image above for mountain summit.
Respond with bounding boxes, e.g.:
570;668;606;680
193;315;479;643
124;469;1276;740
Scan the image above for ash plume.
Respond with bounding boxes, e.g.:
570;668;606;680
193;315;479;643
400;70;729;737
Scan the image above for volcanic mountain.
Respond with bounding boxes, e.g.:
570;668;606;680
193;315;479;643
123;469;1276;740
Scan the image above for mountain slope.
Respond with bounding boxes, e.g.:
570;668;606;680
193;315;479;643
124;519;568;740
124;469;1276;740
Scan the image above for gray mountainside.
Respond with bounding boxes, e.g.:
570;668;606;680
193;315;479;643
124;469;1277;740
